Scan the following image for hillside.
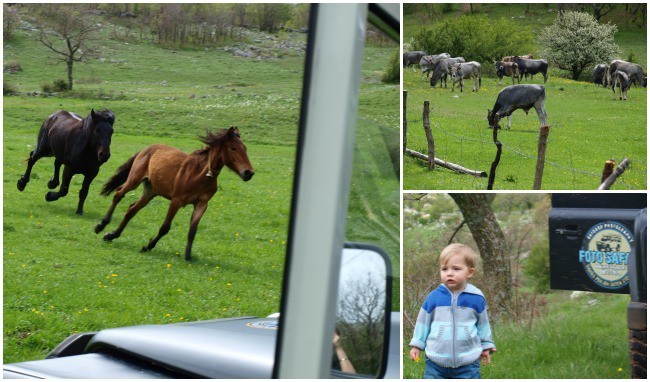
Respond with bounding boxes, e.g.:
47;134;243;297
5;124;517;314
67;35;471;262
404;3;647;72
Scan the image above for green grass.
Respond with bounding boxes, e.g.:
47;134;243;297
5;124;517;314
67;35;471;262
403;5;646;190
403;292;631;379
3;15;399;363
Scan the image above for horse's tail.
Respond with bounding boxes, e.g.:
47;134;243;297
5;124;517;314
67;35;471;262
101;153;138;196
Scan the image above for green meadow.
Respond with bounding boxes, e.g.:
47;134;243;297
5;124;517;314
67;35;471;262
403;292;631;378
3;16;399;363
403;4;647;190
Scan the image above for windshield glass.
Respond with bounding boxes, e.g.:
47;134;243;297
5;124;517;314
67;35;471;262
3;2;308;364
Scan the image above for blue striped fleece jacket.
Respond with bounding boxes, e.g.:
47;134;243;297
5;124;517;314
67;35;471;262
409;283;495;368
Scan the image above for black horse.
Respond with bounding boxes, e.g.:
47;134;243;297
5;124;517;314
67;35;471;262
17;109;115;215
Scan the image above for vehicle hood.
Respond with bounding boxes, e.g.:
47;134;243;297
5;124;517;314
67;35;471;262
5;316;278;379
87;316;278;378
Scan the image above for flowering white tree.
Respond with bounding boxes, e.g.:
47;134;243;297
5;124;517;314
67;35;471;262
540;11;620;80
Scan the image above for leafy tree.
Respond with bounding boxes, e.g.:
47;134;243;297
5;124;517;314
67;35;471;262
539;11;620;80
3;4;20;42
35;4;100;90
381;48;400;83
412;15;534;74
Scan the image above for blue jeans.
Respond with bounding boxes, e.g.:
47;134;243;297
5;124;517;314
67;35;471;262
424;359;481;379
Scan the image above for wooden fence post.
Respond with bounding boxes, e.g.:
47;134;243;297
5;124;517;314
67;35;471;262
533;125;550;190
601;158;616;183
487;125;502;190
403;90;407;153
598;157;631;190
422;100;435;170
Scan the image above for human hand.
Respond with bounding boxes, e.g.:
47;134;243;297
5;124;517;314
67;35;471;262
333;332;341;348
480;348;496;366
409;347;421;362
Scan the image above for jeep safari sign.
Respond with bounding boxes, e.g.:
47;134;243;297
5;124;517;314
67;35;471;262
549;194;646;294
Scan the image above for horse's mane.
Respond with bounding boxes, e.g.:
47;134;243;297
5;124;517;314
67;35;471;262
193;128;239;155
83;109;115;130
94;109;115;123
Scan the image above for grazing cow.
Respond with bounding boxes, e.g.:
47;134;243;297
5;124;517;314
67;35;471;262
487;84;547;130
430;57;465;88
403;50;428;72
503;54;533;80
450;61;481;92
608;60;647;87
420;53;451;79
593;64;608;87
513;56;548;83
502;54;533;63
611;70;631;100
495;61;520;85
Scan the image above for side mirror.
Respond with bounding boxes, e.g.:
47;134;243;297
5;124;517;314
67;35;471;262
331;243;392;378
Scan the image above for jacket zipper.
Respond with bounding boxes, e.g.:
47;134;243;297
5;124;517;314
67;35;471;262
451;290;458;368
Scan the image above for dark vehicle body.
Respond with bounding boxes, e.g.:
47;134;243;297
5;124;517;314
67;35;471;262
549;193;646;378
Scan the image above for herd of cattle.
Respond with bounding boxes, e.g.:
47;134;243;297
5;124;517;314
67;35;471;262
404;50;646;130
593;60;647;100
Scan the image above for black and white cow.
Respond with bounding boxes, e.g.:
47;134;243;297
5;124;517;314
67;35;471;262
487;84;548;130
450;61;481;92
513;56;548;83
429;57;465;88
495;61;520;85
611;70;631;100
420;53;451;79
608;60;646;87
593;64;608;87
403;51;428;72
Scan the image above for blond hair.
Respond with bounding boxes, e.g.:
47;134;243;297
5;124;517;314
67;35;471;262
439;243;477;269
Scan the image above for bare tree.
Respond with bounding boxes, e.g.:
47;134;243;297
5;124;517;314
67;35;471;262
36;4;100;90
449;193;512;318
337;272;386;375
592;3;615;21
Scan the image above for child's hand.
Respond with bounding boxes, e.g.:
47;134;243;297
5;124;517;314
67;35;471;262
480;348;496;365
409;347;421;362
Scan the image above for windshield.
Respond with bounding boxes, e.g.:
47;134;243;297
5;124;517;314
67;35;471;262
3;3;399;378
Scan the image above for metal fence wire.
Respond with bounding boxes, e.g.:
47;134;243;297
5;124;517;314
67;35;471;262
404;103;637;190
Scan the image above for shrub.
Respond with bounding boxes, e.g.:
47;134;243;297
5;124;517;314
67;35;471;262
3;82;19;95
411;14;535;72
41;83;53;94
3;61;22;73
627;51;639;64
53;79;69;92
381;47;400;83
523;239;551;294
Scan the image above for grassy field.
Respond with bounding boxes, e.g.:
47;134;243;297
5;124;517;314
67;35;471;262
403;292;631;379
403;4;647;190
3;14;399;363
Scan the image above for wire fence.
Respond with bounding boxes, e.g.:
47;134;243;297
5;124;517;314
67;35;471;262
403;96;637;190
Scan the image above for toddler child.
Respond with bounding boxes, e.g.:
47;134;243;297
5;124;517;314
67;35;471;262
409;243;496;379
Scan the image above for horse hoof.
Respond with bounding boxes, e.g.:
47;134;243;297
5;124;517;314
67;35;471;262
76;209;84;216
140;246;151;253
103;232;116;241
17;179;27;191
45;192;58;202
47;180;59;189
95;224;105;234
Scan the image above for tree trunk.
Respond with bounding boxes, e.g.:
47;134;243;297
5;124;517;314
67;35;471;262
449;193;512;319
572;65;581;81
67;59;74;90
